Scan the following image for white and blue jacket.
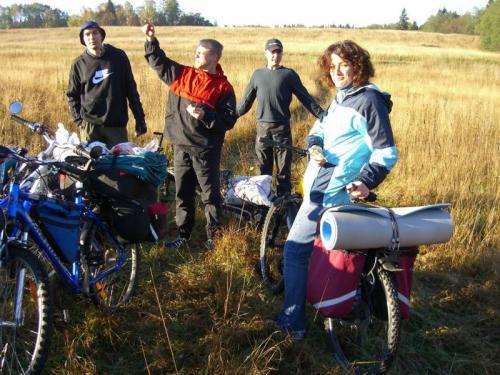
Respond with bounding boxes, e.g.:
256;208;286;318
304;83;398;206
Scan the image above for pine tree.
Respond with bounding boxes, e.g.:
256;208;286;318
161;0;180;26
479;0;500;50
398;8;409;30
139;0;157;24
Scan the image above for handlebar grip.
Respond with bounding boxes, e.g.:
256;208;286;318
10;114;32;128
89;146;103;160
11;114;49;135
365;191;377;202
74;145;91;159
259;136;308;156
53;161;85;178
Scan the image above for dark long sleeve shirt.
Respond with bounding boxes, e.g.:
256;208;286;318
237;66;324;124
67;44;145;130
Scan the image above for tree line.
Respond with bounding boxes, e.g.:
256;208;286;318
365;1;499;51
0;0;498;50
0;0;214;29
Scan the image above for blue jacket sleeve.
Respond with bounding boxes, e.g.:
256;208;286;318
356;90;398;189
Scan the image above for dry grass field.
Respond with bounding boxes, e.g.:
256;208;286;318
0;26;499;374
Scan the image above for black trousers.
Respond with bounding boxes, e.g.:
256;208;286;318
173;145;222;239
255;122;292;195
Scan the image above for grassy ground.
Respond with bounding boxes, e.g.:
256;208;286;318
0;26;499;374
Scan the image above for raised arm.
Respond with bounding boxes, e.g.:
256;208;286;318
123;51;147;135
142;22;184;86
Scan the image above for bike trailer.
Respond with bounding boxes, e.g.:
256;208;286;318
306;237;366;318
32;198;81;263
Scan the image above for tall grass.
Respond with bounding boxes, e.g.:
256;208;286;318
0;27;498;374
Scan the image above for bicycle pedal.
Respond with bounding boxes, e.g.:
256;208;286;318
86;252;105;266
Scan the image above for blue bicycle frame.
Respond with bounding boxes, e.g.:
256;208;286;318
1;171;128;294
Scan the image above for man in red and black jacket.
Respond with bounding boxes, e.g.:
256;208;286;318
142;22;237;249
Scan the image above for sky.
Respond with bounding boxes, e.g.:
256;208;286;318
0;0;490;27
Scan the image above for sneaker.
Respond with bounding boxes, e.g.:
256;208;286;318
205;238;215;250
165;236;189;249
265;319;306;341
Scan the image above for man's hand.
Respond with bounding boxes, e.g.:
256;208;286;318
309;145;327;166
346;181;370;199
141;22;155;41
186;104;205;120
135;122;147;137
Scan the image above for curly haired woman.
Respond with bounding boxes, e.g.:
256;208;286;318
270;40;398;339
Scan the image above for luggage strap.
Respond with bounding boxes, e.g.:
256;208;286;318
386;207;401;256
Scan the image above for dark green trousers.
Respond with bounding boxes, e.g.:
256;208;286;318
80;121;128;148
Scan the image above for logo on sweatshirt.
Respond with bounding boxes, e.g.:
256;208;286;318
92;69;113;84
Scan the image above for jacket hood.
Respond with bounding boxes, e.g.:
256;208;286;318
347;83;393;113
79;20;106;46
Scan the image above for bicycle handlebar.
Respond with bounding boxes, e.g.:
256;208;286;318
258;137;379;203
3;147;89;181
10;113;53;137
359;191;378;203
259;137;308;156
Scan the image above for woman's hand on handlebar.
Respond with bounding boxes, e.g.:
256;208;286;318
346;181;370;199
309;145;327;166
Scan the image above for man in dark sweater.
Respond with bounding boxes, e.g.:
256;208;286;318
67;21;147;148
237;39;325;195
142;22;237;249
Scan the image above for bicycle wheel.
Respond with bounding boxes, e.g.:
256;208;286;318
0;246;53;374
259;197;299;294
326;266;401;374
82;223;141;311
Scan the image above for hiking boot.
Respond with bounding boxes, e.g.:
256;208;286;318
165;236;189;249
205;238;215;250
265;319;306;341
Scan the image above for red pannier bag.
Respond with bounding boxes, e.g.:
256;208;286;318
394;247;419;320
307;237;366;318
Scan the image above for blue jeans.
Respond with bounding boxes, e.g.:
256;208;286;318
276;200;323;332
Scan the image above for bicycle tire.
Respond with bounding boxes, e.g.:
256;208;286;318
0;246;53;374
326;266;401;374
259;197;299;294
82;223;141;311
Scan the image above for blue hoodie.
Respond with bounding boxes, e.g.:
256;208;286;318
304;83;398;206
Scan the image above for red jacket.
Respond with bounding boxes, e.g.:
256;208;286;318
145;39;237;148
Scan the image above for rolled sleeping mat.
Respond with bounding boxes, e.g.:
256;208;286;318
320;203;453;250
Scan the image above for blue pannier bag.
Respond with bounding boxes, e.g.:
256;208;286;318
34;199;81;263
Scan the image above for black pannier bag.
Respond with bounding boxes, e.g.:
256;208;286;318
88;168;167;243
33;199;81;263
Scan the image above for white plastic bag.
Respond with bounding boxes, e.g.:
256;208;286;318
226;175;275;207
55;123;69;144
110;142;138;155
